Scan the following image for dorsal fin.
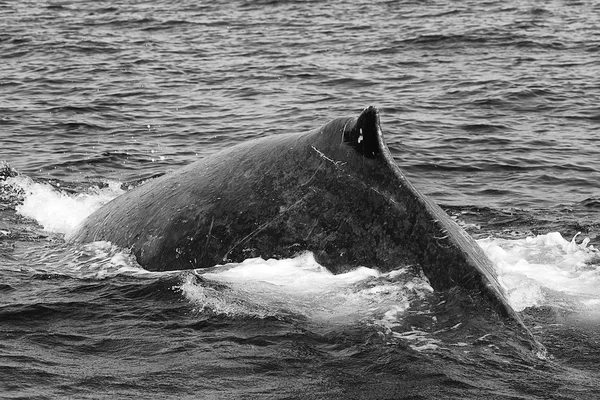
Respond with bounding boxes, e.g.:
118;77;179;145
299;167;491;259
343;106;381;158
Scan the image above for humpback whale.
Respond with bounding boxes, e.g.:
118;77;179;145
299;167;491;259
68;106;519;322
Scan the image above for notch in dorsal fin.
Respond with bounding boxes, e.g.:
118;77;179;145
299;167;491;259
343;106;381;158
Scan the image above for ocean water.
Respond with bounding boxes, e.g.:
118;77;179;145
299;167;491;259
1;0;600;399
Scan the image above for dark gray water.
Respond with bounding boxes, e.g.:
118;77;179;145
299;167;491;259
2;0;600;398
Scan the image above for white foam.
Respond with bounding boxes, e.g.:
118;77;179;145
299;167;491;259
478;232;600;312
178;252;434;326
6;176;124;236
202;252;379;292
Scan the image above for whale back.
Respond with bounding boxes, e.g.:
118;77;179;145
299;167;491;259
68;107;517;320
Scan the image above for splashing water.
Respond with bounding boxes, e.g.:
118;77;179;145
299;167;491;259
479;233;600;312
5;175;124;235
177;252;434;327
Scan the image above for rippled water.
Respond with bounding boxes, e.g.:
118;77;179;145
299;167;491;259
2;0;600;399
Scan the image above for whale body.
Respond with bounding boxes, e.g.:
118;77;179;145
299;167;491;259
69;107;519;322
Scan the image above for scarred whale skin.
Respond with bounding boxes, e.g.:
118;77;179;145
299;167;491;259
68;106;518;321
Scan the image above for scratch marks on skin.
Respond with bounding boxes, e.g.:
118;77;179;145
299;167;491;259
203;216;215;258
369;186;402;209
303;220;319;242
300;162;323;187
369;186;384;197
311;146;346;167
221;193;313;262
